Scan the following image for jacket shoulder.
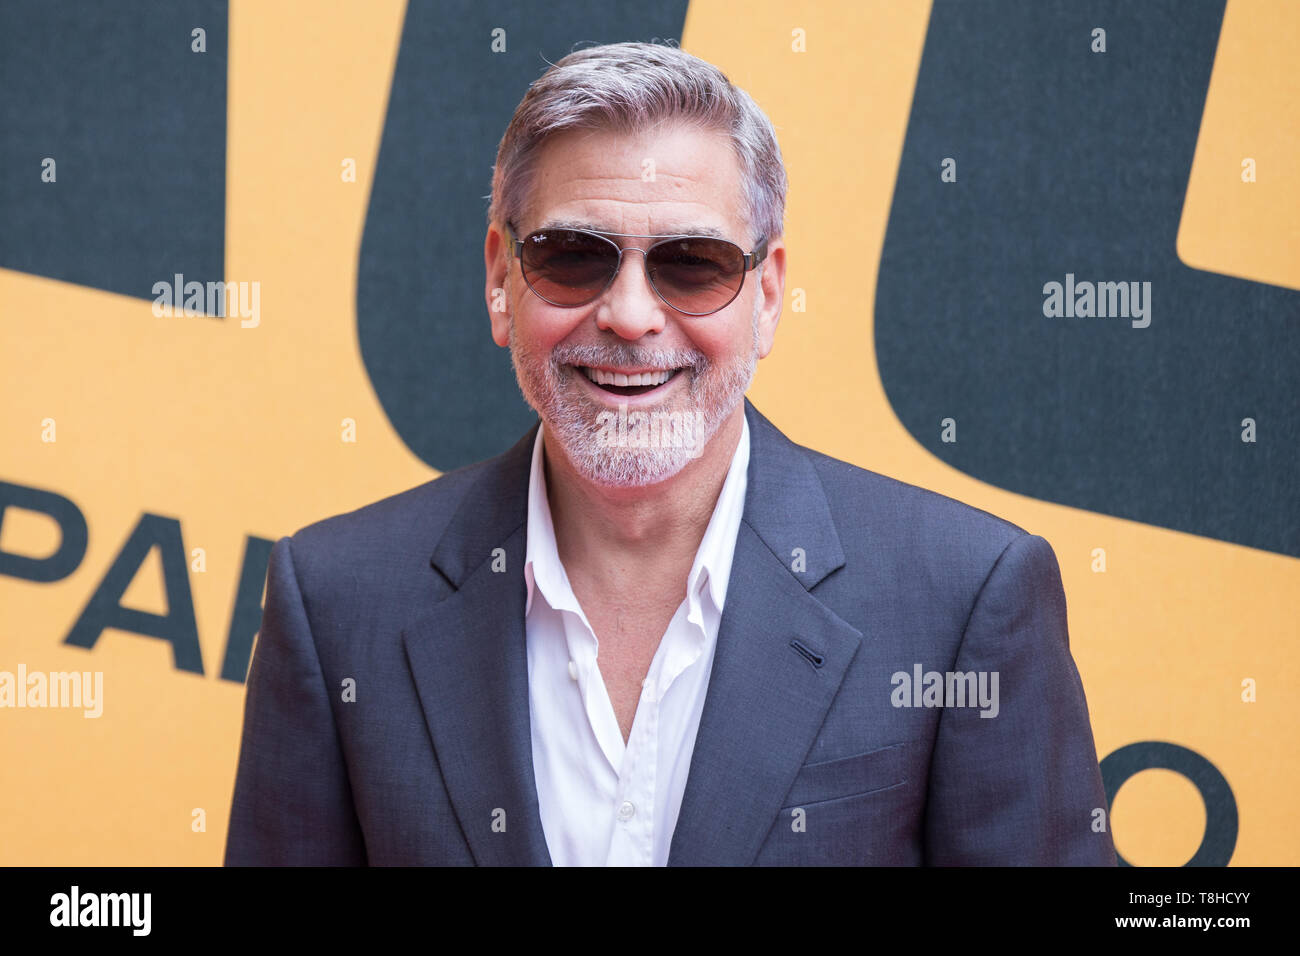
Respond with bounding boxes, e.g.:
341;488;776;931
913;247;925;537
281;451;509;594
800;444;1035;566
788;444;1059;641
300;458;484;544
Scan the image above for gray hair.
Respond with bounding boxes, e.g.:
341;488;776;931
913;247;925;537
488;41;787;245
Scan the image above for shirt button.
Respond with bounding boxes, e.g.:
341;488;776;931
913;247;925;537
617;801;635;822
568;660;578;681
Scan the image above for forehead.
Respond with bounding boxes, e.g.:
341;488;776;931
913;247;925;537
521;121;747;239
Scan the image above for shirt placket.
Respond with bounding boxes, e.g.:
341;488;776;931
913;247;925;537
608;674;658;865
560;610;624;778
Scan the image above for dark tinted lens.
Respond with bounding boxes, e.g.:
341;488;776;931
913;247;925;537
646;237;746;314
520;229;618;305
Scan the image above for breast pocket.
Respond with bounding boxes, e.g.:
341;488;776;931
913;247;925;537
781;742;908;809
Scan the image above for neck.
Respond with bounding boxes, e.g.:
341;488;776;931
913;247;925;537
543;404;745;581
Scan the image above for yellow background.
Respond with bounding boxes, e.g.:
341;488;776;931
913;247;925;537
1;0;1295;865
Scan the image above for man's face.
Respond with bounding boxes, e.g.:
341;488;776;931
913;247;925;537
485;121;784;487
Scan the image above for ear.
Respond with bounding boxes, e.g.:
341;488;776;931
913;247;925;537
755;237;786;359
485;222;511;347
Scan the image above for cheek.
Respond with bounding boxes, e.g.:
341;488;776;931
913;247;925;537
690;320;750;364
513;305;570;354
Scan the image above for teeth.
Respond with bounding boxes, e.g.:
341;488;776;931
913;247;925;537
581;367;677;387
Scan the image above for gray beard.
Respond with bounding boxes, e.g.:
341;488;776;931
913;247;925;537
507;300;760;488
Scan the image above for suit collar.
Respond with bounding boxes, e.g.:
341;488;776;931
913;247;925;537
406;398;863;865
428;399;844;591
736;398;846;590
427;418;537;590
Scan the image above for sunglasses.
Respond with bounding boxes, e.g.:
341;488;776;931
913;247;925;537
506;222;768;316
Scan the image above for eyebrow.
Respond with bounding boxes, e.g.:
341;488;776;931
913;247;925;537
538;218;732;241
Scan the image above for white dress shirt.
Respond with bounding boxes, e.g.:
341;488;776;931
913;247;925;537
523;414;750;866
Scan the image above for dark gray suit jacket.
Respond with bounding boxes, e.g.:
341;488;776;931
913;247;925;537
225;398;1117;865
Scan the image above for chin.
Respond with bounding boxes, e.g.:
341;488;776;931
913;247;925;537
565;443;699;488
513;347;752;488
545;387;738;488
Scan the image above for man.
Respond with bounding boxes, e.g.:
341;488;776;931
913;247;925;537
225;41;1116;866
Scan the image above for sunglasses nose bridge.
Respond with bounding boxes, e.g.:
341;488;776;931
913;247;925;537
612;243;650;279
594;237;645;288
601;244;667;315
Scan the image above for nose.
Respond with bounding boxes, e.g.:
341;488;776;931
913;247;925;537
593;246;668;339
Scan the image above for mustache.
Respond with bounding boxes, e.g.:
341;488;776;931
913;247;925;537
547;342;707;374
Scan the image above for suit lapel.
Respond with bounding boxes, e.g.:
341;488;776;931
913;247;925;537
667;400;865;865
401;420;553;865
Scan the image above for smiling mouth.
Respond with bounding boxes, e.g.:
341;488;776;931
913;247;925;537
575;365;684;396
